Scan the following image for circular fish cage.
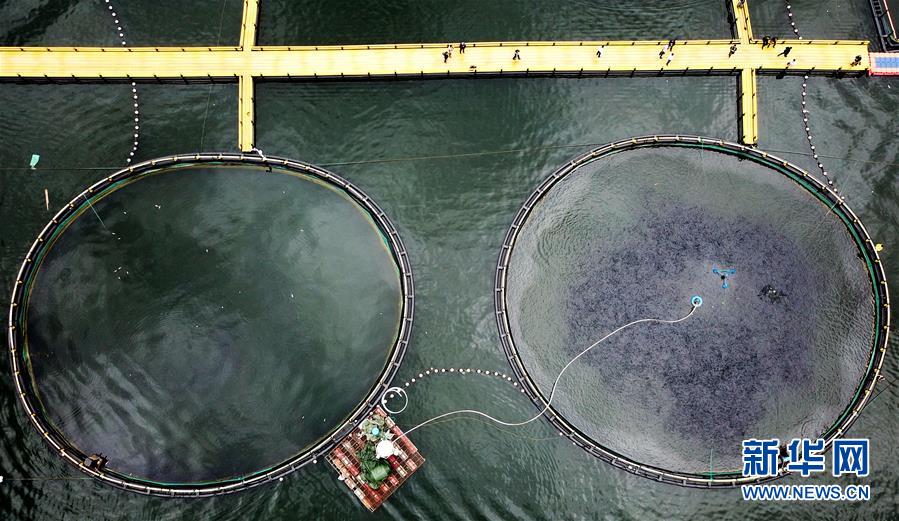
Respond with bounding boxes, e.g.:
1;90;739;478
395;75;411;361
7;153;414;497
494;135;890;488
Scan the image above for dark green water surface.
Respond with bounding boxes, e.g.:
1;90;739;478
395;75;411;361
1;1;897;520
23;165;402;484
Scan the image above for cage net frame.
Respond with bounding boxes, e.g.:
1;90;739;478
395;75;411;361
493;135;891;488
6;153;415;497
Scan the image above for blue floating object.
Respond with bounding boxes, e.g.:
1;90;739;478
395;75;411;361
691;296;703;307
711;267;736;289
371;427;380;436
29;154;40;169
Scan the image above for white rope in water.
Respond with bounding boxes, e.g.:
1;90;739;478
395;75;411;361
390;299;700;441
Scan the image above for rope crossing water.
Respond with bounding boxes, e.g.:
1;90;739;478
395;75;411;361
103;0;140;164
784;1;841;197
385;298;700;441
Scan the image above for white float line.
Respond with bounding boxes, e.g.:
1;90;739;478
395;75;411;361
786;2;840;196
104;0;140;165
399;367;523;392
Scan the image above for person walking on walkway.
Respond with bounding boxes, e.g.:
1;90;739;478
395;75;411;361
666;51;675;65
442;50;450;63
851;55;862;66
786;58;797;68
459;42;466;54
770;36;778;48
729;44;737;57
777;46;792;57
446;44;453;58
596;45;604;59
512;49;521;60
762;36;770;47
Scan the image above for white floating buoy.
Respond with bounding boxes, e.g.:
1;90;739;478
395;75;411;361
376;440;396;458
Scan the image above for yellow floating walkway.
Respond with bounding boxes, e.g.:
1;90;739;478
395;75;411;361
732;0;754;44
0;0;871;151
239;0;259;52
238;74;254;152
0;41;868;79
739;68;759;144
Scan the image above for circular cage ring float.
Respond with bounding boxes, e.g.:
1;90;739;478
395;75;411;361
7;153;416;498
493;134;890;489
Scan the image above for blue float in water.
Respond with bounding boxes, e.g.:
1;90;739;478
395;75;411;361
711;267;736;289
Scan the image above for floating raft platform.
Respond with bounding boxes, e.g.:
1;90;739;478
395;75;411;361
326;407;425;512
870;52;899;74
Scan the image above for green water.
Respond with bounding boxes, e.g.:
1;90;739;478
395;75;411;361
1;0;898;519
22;165;402;484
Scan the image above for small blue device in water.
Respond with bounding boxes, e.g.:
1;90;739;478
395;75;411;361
711;267;736;289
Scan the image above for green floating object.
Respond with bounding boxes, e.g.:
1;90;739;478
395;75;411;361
29;154;40;169
365;462;391;486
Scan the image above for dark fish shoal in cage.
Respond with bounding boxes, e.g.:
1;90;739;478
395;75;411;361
496;136;889;487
